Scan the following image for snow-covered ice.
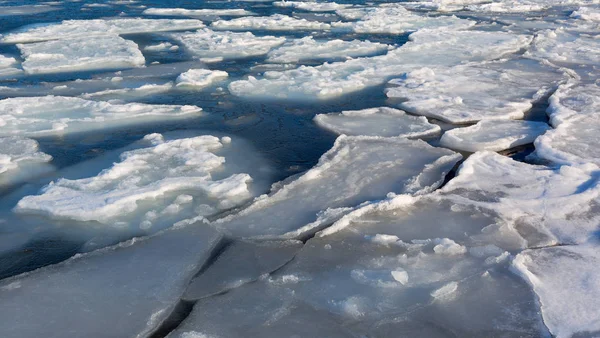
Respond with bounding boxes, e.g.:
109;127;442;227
273;1;352;12
18;35;145;74
525;29;600;65
545;82;600;127
171;29;285;60
211;14;331;31
214;136;461;238
0;54;21;78
266;37;390;64
176;69;228;88
0;96;202;136
314;107;441;138
440;120;551;152
143;7;255;17
0;136;52;175
144;42;179;52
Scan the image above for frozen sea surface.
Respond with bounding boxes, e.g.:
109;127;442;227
0;0;599;337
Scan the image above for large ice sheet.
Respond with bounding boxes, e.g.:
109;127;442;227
0;96;201;136
143;7;255;17
332;4;475;34
0;136;52;175
0;223;222;338
229;29;533;100
176;69;228;88
214;136;461;238
440;120;551;152
273;1;352;12
386;59;563;124
18;35;145;74
1;18;205;44
314;107;441;138
0;5;59;16
171;29;285;61
266;36;390;63
16;134;254;229
525;29;600;65
211;14;331;31
513;244;600;338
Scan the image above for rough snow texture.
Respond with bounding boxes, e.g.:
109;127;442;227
386;59;563;124
0;224;222;338
314;107;441;138
143;7;255;17
0;136;52;175
266;37;390;63
525;29;600;65
214;136;461;238
545;82;600;127
18;35;145;74
273;1;352;12
0;96;202;136
172;29;285;60
16;134;253;227
440;120;551;152
513;245;600;338
176;69;228;88
211;14;331;31
1;18;205;43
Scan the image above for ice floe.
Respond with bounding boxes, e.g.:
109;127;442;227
176;69;228;88
1;18;205;44
15;134;255;229
144;42;179;52
143;7;255;17
386;59;565;124
273;1;351;12
314;107;441;138
0;96;202;136
0;136;52;176
0;224;222;338
546;82;600;126
171;29;285;61
513;244;600;338
525;29;600;65
214;136;461;239
0;54;21;78
440;120;551;152
17;35;145;74
211;14;331;31
266;36;390;63
0;5;59;16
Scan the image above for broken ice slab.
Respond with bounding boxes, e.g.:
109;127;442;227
546;82;600;127
211;14;331;31
1;18;205;44
314;107;441;138
171;29;285;61
176;69;229;88
18;35;145;75
0;136;53;187
513;244;600;338
142;7;256;17
0;5;60;16
386;59;565;124
273;1;352;12
213;136;461;239
0;96;201;137
183;239;303;300
525;28;600;66
440;120;551;152
0;54;21;78
0;224;222;338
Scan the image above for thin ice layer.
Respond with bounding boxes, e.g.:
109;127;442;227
214;136;461;238
143;7;255;17
314;107;441;138
0;136;52;175
0;96;201;136
332;4;475;34
176;69;228;88
18;35;145;74
15;134;254;228
171;29;285;60
525;29;600;65
229;29;533;100
266;37;390;63
0;224;222;338
211;14;331;31
513;244;600;338
440;120;551;152
273;1;352;12
1;18;205;43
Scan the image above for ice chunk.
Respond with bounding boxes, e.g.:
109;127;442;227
401;0;489;12
144;42;179;51
386;59;563;124
466;0;548;12
440;120;551;152
512;244;600;338
15;134;254;228
143;7;255;17
0;54;21;78
211;14;331;31
0;136;52;175
273;1;352;12
0;224;222;338
525;29;600;65
0;96;201;136
546;82;600;127
0;5;59;16
266;36;390;63
171;29;285;60
183;239;303;300
314;107;441;138
80;82;174;101
176;69;228;88
571;6;600;21
214;136;461;238
18;35;145;74
1;18;205;44
332;4;475;34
